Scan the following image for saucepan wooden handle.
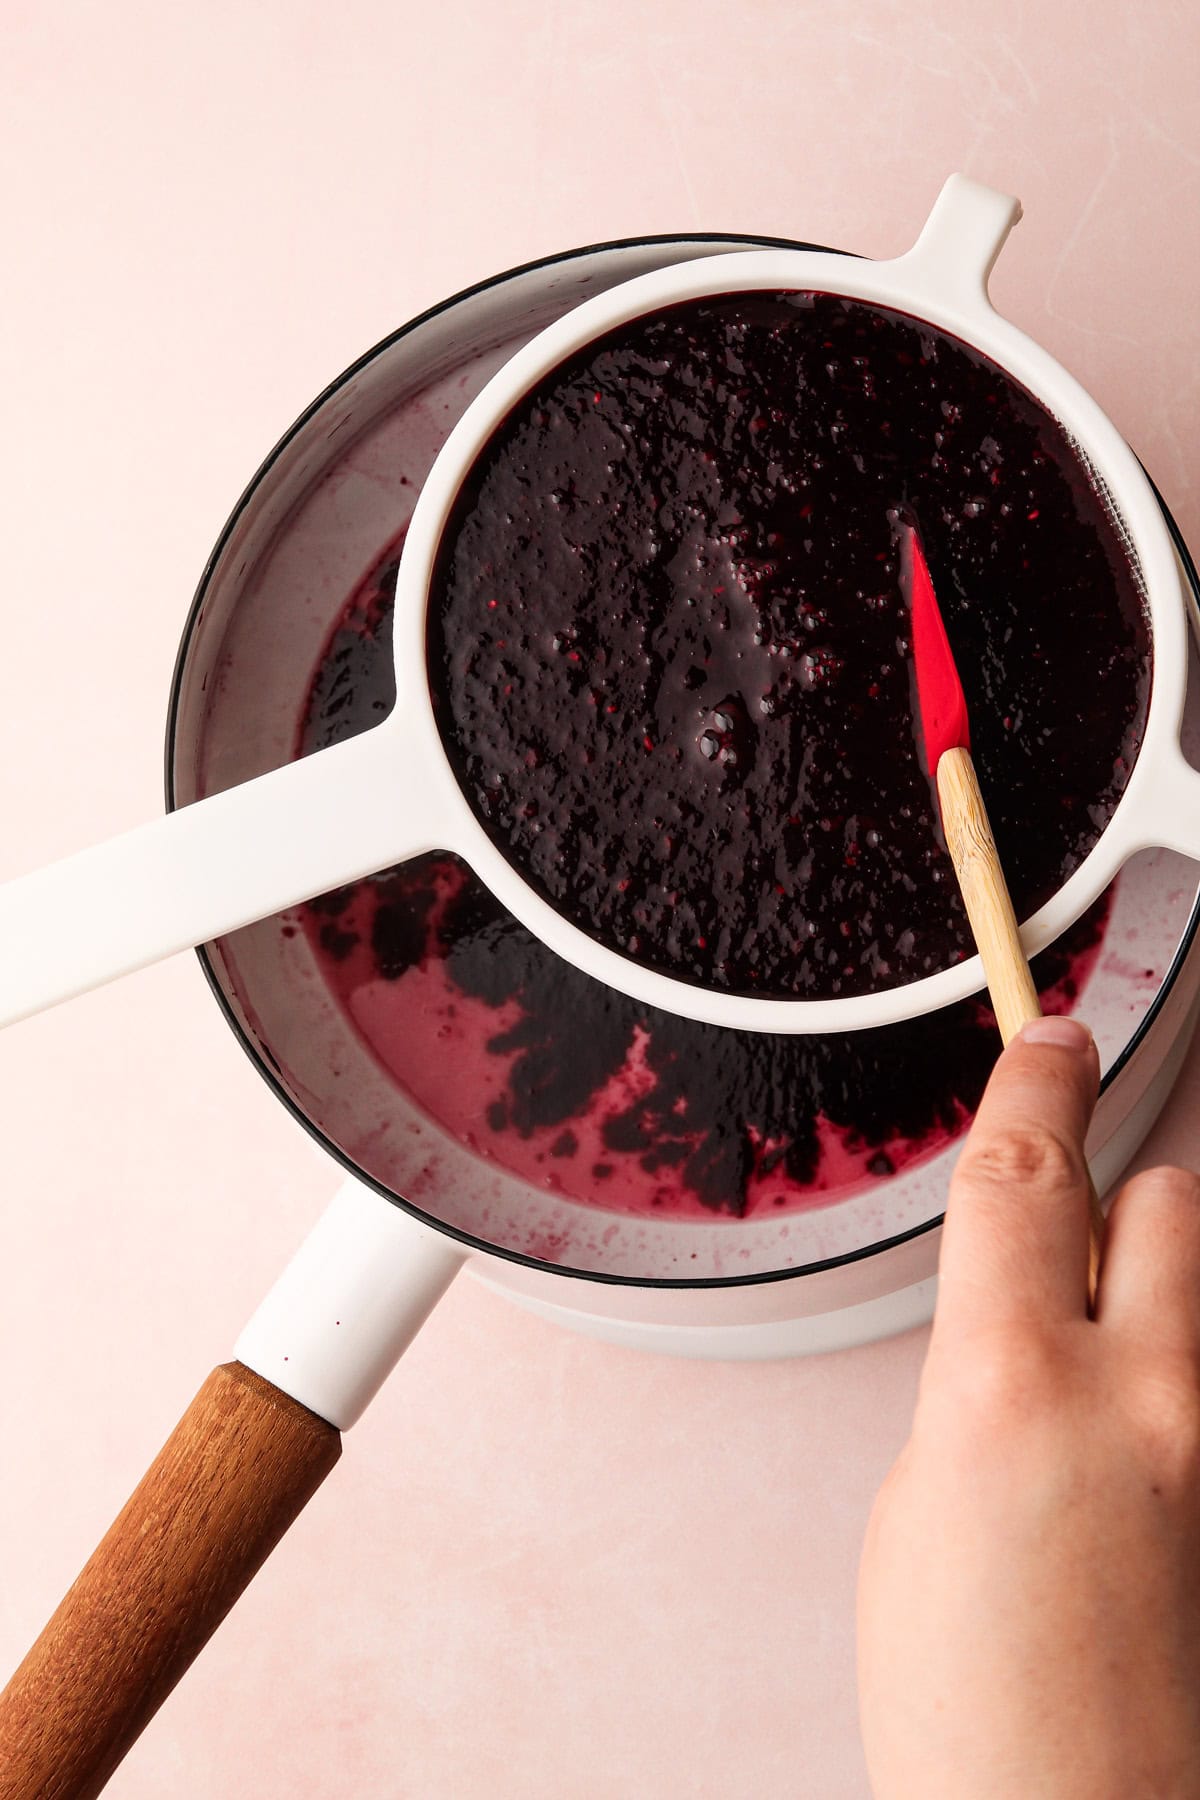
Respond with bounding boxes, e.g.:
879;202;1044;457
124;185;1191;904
0;1361;340;1800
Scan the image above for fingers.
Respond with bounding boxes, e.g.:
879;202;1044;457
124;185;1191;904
1096;1166;1200;1357
935;1017;1100;1335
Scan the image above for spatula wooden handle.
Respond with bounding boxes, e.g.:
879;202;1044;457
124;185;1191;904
0;1361;340;1800
937;746;1105;1301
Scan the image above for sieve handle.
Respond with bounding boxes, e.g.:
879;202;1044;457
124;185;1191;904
1113;736;1200;865
0;1180;465;1798
0;720;447;1031
889;173;1023;312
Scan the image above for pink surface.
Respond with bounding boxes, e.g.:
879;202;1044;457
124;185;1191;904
2;5;1199;1795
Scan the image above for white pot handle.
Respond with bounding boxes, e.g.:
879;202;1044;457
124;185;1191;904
235;1176;469;1429
888;173;1023;311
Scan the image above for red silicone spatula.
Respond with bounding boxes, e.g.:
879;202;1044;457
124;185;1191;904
899;515;1104;1302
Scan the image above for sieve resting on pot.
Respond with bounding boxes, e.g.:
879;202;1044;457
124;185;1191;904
0;173;1194;1037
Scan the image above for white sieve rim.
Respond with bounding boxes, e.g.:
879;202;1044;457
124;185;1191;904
380;175;1192;1036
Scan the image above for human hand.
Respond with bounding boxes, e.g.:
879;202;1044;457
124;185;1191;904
857;1015;1200;1798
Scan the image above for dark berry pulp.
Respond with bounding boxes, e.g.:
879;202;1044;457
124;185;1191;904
427;291;1150;1000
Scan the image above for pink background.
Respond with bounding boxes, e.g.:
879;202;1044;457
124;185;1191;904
2;3;1200;1794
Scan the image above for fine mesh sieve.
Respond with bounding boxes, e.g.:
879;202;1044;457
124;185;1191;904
0;174;1195;1039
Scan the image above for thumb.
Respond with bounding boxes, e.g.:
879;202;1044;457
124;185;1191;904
935;1017;1100;1333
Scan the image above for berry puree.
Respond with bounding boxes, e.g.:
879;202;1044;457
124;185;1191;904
296;549;1111;1222
428;291;1150;999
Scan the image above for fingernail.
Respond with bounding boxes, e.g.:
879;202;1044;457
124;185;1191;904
1018;1016;1094;1052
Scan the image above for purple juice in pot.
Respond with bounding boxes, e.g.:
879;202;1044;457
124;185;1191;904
426;291;1150;1000
293;545;1110;1223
